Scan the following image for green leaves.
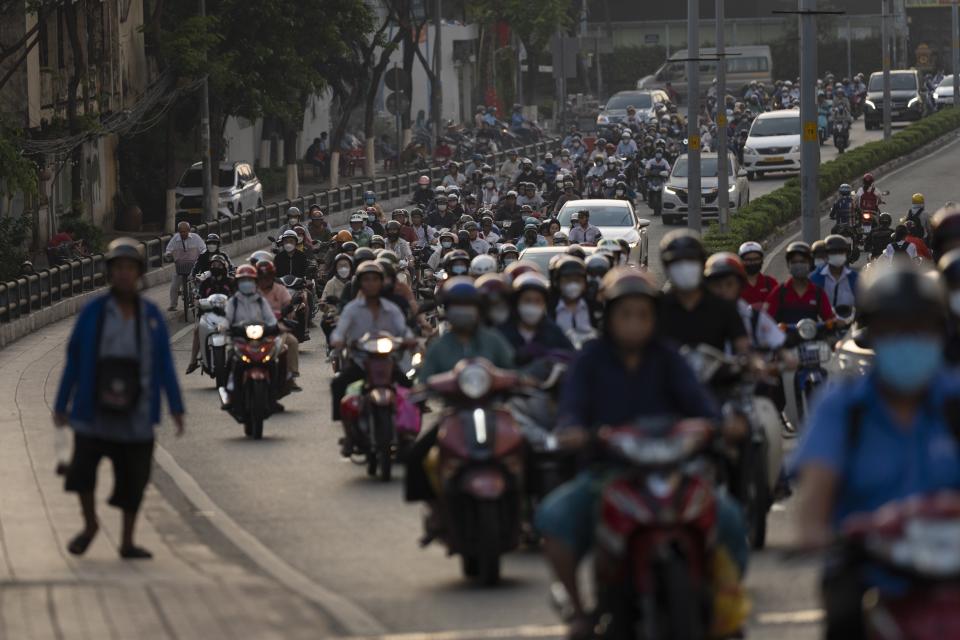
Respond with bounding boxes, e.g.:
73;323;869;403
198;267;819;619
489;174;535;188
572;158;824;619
0;120;37;201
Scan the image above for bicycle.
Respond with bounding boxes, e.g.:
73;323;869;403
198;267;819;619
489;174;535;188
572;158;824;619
175;259;197;323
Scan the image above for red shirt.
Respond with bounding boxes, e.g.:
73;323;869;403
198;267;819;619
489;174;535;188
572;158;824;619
764;279;835;323
741;273;779;309
906;236;932;259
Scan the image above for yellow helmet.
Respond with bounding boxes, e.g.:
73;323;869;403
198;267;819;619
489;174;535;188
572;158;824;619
912;193;925;205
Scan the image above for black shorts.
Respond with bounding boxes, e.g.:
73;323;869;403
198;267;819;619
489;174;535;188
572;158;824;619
64;434;155;512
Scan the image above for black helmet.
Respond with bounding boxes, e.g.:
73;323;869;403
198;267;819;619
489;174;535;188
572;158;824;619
375;258;397;280
333;253;354;269
938;249;960;287
824;234;850;253
444;249;471;270
600;267;659;306
785;241;813;263
341;241;359;254
249;249;274;266
585;253;611;278
355;261;384;279
878;212;893;228
385;220;402;233
353;247;376;265
565;244;587;260
105;238;145;271
931;205;960;259
858;263;944;322
553;255;586;279
440;276;481;305
206;233;221;244
660;229;706;265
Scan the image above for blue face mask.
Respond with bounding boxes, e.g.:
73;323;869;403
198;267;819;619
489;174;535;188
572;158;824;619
873;336;943;394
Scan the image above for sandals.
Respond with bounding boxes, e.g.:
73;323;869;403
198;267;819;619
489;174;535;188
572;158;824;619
119;545;153;560
67;530;97;556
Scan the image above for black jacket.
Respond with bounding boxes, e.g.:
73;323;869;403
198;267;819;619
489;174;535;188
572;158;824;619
274;249;309;279
498;318;574;366
191;250;233;277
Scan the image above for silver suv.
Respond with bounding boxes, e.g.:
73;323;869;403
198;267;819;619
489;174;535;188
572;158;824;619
175;161;263;224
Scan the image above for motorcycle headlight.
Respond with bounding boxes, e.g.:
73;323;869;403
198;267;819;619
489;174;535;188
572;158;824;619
245;325;264;340
797;318;818;341
411;352;423;367
458;364;492;399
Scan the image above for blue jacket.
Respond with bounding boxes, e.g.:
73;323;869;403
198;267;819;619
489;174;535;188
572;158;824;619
55;293;185;426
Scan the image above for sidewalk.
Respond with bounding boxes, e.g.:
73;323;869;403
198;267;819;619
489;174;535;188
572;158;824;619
0;287;335;638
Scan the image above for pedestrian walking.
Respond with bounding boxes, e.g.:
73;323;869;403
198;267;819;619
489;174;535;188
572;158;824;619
53;238;185;559
164;221;205;311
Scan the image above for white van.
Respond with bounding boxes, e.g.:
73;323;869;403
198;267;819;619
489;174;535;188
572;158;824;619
741;110;802;179
637;46;773;101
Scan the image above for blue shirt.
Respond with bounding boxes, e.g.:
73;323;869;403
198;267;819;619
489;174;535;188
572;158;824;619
557;337;719;429
790;371;960;527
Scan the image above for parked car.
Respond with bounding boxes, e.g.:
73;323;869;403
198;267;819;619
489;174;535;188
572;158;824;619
934;75;956;110
595;90;671;138
661;152;750;226
864;70;926;129
637;46;773;101
741;110;802;180
175;161;263;225
556;199;650;267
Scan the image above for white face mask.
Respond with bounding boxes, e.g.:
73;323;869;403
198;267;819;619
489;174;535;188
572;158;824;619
451;264;468;275
337;266;351;279
814;258;827;269
667;260;703;291
238;280;257;295
283;243;296;253
561;282;584;300
517;303;545;326
950;290;960;317
437;204;447;211
489;305;511;325
206;243;218;252
441;241;453;249
828;254;846;267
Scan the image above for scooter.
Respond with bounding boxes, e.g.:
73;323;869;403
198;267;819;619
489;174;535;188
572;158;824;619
279;274;311;343
833;120;850;154
339;332;418;481
781;318;842;431
412;358;527;585
220;323;285;440
646;170;669;216
197;293;231;388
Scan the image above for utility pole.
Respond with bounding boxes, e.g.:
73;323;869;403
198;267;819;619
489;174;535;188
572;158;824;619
882;0;892;140
846;17;852;81
716;0;729;233
953;2;959;109
775;2;843;246
433;0;442;146
199;0;214;223
687;0;701;233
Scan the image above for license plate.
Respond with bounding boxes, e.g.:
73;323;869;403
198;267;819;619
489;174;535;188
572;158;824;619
891;110;901;116
767;156;784;163
186;208;202;214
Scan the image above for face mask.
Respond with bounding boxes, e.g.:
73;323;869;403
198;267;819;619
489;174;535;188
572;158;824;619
206;243;218;252
441;241;453;250
561;282;584;300
368;215;376;222
814;258;827;269
489;305;511;325
446;305;479;331
238;280;257;295
337;266;351;279
451;264;468;275
437;204;447;211
789;262;810;279
655;154;663;160
828;254;847;267
744;263;762;276
288;219;299;226
517;303;545;326
873;336;943;393
283;243;296;253
667;260;702;291
365;198;375;205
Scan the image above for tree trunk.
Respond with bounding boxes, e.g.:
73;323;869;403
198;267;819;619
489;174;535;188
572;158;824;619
64;1;86;217
283;126;299;199
525;47;538;106
165;112;177;232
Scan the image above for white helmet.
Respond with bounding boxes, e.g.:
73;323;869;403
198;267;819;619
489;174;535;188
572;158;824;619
738;241;764;258
621;130;631;139
469;254;497;277
350;211;366;223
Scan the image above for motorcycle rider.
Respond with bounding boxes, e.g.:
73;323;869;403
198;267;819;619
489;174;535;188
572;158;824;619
279;206;314;245
541;153;560;182
390;208;419;244
256;260;302;389
738;241;779;309
190;233;233;278
499;150;520;186
854;173;881;218
329;262;412;455
384;220;414;263
186;254;235;374
704;253;786;353
274;229;310;279
428;194;458;230
765;242;836;324
931;203;960;260
516;223;547;251
348;212;373;247
408;209;436;249
906;193;928;240
411;175;433;208
904;218;932;259
659;230;750;354
463;220;490;256
567;210;602;246
551;256;594;332
644;149;671;184
792;264;960;640
498;272;573;365
811;239;828;271
499;244;520;269
829;184;855;229
517;182;544;212
442;162;466;189
615;130;638;157
865;212;894;258
307;206;333;243
536;268;748;640
810;235;859;316
882;224;919;262
320;253;353;342
480;176;500;207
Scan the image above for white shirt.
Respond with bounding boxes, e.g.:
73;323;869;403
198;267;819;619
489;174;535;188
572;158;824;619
882;241;918;261
470;237;491;256
736;299;785;351
165;233;206;262
817;265;857;310
555;298;592;332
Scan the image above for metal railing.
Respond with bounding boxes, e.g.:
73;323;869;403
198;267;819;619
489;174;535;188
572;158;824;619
1;138;558;324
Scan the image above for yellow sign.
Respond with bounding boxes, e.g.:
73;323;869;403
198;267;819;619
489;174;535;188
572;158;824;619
717;113;727;126
689;135;701;151
803;122;818;142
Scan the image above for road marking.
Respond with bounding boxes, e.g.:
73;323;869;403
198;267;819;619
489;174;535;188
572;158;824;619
340;624;567;640
756;608;824;625
764;130;960;267
169;324;194;343
152;446;387;635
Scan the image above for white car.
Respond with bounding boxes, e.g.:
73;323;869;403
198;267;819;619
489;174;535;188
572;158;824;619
742;110;802;179
175;161;263;224
556;199;651;267
661;152;750;226
934;75;955;110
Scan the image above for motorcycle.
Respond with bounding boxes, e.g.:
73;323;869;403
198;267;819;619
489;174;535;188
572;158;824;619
817;106;831;145
833;120;850;154
832;222;862;263
681;344;783;549
220;323;285;440
585;419;721;639
781;318;841;431
836;492;960;639
279;274;311;343
412;358;528;585
196;293;231;388
646;170;669;217
339;332;418;481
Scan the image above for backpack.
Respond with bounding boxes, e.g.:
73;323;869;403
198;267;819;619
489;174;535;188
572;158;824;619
892;241;910;255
